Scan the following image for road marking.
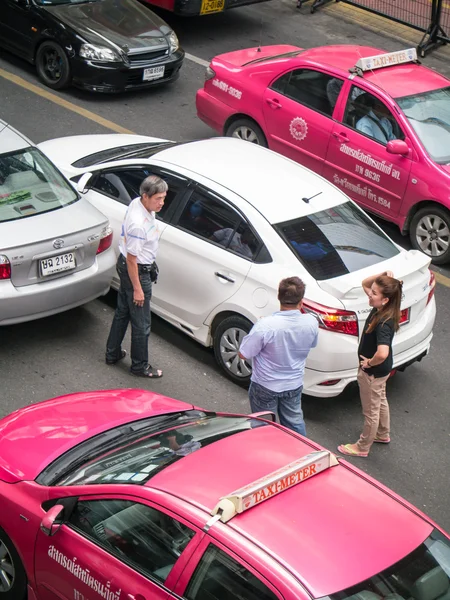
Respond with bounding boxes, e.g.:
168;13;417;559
185;52;210;68
434;271;450;288
0;67;135;135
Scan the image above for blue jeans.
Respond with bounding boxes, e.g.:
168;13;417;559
106;255;152;373
248;381;306;437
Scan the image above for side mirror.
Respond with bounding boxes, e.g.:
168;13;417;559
77;172;93;194
386;140;409;156
40;504;65;537
249;411;276;422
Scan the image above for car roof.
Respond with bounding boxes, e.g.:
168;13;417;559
298;45;449;97
148;423;432;597
0;120;33;153
155;138;349;222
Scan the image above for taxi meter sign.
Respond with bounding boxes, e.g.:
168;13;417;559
211;450;338;523
354;48;417;72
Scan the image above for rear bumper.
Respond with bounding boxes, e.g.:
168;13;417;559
196;88;235;133
0;249;115;326
304;331;433;398
172;0;271;15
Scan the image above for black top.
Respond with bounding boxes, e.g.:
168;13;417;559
358;308;395;378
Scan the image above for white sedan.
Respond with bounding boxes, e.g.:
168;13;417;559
39;135;436;397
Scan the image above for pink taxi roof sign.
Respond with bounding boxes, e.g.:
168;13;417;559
354;48;418;72
211;450;339;523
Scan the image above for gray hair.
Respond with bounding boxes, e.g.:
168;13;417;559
140;175;168;197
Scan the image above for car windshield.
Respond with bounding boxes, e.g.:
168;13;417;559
320;529;450;600
396;86;450;164
56;413;268;486
0;147;78;223
274;201;399;280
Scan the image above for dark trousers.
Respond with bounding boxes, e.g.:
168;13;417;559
106;255;152;373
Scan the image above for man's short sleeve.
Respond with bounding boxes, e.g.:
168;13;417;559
239;322;265;359
376;320;394;347
124;225;146;257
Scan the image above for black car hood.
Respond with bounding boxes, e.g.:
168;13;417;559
43;0;170;53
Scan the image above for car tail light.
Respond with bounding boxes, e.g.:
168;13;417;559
399;307;410;326
205;64;216;81
0;255;11;280
301;299;358;337
426;270;436;305
97;226;113;255
318;379;341;386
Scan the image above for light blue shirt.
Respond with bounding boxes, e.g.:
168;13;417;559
356;110;395;143
240;310;319;393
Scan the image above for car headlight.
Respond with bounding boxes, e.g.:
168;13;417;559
79;43;121;62
168;31;179;53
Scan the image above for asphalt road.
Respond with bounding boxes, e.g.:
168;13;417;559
1;0;449;535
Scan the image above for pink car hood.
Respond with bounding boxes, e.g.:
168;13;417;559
0;389;193;483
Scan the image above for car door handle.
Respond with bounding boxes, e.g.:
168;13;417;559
215;271;235;283
332;131;350;142
265;98;282;109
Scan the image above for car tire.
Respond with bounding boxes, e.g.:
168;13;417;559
213;315;253;386
36;41;71;90
410;205;450;265
0;528;27;600
225;118;268;147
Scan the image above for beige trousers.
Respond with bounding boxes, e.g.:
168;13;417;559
356;368;390;453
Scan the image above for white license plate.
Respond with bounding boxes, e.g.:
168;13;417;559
41;252;76;276
143;66;165;81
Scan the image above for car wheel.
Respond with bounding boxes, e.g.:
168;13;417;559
36;41;71;90
213;316;253;386
0;529;27;600
410;206;450;265
225;118;268;147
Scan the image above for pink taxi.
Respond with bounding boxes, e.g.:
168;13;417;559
196;45;450;264
1;389;449;600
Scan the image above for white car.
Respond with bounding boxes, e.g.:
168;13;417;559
39;135;436;397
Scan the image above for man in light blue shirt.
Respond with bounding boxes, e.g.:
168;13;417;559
356;97;396;144
239;277;318;437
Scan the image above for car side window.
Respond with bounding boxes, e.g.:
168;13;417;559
185;544;278;600
91;168;185;222
177;190;267;262
271;69;343;116
68;499;195;583
343;85;405;144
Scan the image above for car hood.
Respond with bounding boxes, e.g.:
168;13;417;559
43;0;170;53
0;389;193;483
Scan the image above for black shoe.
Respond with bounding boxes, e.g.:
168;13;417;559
105;350;127;365
130;364;163;378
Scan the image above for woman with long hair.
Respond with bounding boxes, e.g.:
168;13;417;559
338;270;403;458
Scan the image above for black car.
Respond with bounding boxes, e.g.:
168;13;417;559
0;0;185;92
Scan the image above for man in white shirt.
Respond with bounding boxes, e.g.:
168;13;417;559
105;175;167;378
356;97;396;143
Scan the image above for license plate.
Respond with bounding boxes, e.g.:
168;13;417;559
142;66;165;81
41;252;76;277
200;0;225;14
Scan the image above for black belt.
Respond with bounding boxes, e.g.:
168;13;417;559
119;254;155;270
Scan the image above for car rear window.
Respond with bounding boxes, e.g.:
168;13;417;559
56;414;269;487
71;142;179;168
0;147;78;223
274;201;399;280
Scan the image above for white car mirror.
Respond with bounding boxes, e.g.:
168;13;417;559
77;172;93;194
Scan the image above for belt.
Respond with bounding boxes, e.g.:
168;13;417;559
119;254;155;269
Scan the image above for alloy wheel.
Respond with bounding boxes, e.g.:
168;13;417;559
415;214;450;258
231;126;261;144
0;540;15;592
219;327;251;378
41;48;64;83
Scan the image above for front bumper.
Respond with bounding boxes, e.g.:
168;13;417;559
303;332;433;398
70;50;185;93
0;248;115;326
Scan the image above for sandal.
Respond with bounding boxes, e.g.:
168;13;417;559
105;350;127;365
337;444;369;457
131;365;163;378
374;436;390;444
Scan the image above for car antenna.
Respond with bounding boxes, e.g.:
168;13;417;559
302;191;322;204
257;17;263;52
